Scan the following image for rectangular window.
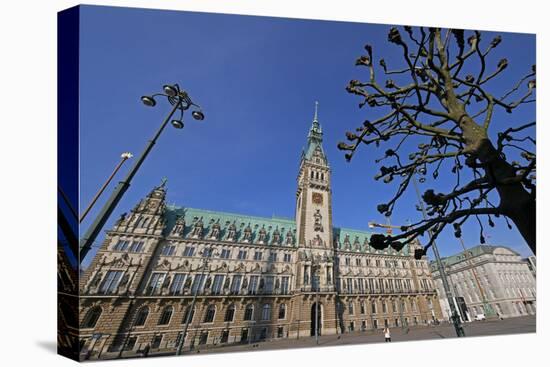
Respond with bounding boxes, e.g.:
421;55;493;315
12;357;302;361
347;278;353;293
231;275;242;294
147;272;166;295
221;330;229;343
212;275;224;295
283;253;292;262
124;336;137;351
190;274;206;294
113;240;129;251
182;246;195;257
277;326;284;338
268;252;277;262
170;273;186;294
202;247;213;258
280;276;290;294
264;276;274;294
151;335;163;349
129;241;144;252
248;275;259;294
254;251;263;261
372;302;377;314
378;279;385;292
220;249;231;259
238;250;248;260
160;245;176;256
345;257;351;266
98;270;124;294
357;278;365;293
356;258;362;266
199;331;209;345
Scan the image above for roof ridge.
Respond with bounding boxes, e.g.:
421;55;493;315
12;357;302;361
167;205;295;224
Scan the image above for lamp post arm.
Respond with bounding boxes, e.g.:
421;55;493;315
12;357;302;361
79;100;181;262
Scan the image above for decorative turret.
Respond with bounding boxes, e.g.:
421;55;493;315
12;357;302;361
113;179;167;236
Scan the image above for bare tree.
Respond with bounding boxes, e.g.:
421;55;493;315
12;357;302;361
338;27;536;257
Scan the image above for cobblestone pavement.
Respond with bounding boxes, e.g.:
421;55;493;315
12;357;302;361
178;315;536;356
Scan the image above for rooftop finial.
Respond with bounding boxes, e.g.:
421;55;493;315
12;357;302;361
313;100;319;122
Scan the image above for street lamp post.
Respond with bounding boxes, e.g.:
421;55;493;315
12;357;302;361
80;152;133;223
175;247;217;356
79;84;204;262
411;173;465;337
457;235;496;318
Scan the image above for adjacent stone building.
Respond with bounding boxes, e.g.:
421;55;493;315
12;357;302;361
78;105;442;359
431;245;536;321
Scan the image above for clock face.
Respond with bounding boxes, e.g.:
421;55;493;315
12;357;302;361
312;192;323;205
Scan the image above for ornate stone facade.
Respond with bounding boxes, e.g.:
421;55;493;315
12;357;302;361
78;106;442;359
431;245;536;320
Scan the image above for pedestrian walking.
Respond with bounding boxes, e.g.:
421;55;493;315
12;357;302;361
384;327;391;342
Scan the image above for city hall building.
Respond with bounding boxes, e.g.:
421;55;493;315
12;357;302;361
78;107;443;359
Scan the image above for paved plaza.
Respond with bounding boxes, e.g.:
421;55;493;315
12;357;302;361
175;315;536;357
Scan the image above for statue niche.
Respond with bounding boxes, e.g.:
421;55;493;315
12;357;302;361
313;209;323;232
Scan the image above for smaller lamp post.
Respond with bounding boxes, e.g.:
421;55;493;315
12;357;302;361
80;152;133;223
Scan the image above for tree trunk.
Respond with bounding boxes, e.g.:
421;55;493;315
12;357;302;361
506;198;536;255
477;139;536;254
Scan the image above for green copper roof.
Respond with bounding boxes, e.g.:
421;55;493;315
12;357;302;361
165;205;297;246
303;102;327;162
163;204;408;255
333;227;409;255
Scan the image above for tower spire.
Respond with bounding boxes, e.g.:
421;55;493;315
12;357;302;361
303;100;325;161
313;101;319;123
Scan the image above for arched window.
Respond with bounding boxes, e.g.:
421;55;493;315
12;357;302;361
278;304;286;319
81;306;102;329
315;171;319;180
244;304;254;321
261;304;271;320
158;306;173;325
141;217;150;228
321;173;324;180
182;306;195;324
224;304;236;322
134;306;149;326
310;171;314;179
204;305;216;323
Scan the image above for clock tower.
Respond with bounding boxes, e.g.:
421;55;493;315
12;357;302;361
295;102;335;292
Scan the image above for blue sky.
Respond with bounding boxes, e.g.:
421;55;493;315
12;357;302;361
79;5;536;265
